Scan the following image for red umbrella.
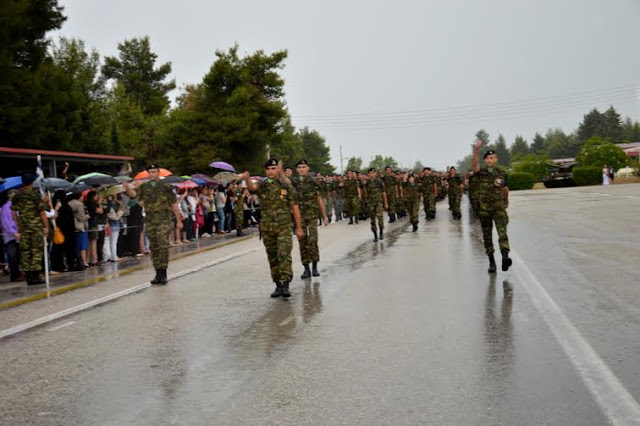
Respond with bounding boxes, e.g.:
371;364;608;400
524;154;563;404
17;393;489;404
173;180;199;190
134;168;173;180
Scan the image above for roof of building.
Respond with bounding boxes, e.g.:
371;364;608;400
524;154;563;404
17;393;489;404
0;147;133;163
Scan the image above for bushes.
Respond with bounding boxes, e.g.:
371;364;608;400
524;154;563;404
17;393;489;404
572;166;602;186
507;172;535;190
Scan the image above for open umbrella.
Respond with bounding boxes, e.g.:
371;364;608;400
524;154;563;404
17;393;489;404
135;168;172;180
34;177;72;191
190;177;206;186
80;175;118;187
209;161;236;172
174;180;199;190
67;182;92;194
191;173;217;184
162;175;185;184
0;177;4;184
213;172;240;184
73;172;111;184
100;184;125;197
0;176;22;192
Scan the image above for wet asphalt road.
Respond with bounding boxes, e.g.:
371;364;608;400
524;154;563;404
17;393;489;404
1;185;639;425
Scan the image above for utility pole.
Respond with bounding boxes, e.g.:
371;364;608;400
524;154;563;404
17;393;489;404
340;145;344;174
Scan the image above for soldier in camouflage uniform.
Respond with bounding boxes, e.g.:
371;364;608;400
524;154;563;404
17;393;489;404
324;174;335;223
11;173;49;285
232;182;245;237
365;168;388;242
447;166;464;220
467;170;480;218
383;166;398;223
402;172;421;232
334;175;345;221
245;159;303;298
343;170;361;224
292;160;329;280
124;164;183;285
472;142;512;274
421;168;438;220
395;171;407;219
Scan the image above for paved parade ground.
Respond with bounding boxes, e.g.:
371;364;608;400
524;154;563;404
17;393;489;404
1;185;639;425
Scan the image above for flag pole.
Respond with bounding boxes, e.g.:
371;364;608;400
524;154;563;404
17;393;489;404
36;155;50;294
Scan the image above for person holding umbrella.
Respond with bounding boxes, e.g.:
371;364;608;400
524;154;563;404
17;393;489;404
11;173;49;285
123;164;183;285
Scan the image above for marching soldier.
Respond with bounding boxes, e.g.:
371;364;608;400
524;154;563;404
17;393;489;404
334;174;345;221
343;170;362;224
292;160;329;280
11;173;49;285
123;164;183;285
365;168;388;242
383;166;398;223
472;141;513;273
244;159;304;298
421;168;438;220
232;182;245;237
402;172;421;232
447;166;464;220
468;169;480;218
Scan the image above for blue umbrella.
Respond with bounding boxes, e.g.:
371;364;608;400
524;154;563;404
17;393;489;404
34;177;72;191
209;161;236;172
190;177;206;186
0;176;23;193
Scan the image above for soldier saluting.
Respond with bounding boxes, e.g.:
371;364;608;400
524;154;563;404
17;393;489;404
123;164;183;285
243;159;304;299
292;159;329;280
472;141;513;273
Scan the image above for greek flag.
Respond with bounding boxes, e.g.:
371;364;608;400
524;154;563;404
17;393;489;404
36;155;45;182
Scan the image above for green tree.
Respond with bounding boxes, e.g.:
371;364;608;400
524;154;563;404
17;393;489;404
510;135;529;161
0;0;66;148
102;36;175;116
412;160;425;173
622;117;640;142
544;128;581;159
346;156;363;173
511;153;549;182
298;127;335;174
530;132;546;153
268;118;303;168
489;134;511;166
576;108;605;143
368;155;399;171
457;153;473;173
575;137;629;170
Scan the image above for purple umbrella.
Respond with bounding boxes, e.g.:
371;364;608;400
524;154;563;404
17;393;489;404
209;161;236;172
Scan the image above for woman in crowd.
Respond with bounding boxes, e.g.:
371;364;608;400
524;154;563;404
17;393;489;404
0;190;22;281
215;184;228;234
86;191;106;265
106;194;124;262
51;190;76;272
69;192;89;268
200;187;215;237
602;164;611;185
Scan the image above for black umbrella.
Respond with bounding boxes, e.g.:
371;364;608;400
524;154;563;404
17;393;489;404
67;182;92;194
162;175;186;184
81;176;118;187
34;177;72;191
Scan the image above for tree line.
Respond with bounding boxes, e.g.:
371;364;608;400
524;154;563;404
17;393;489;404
0;1;335;175
456;105;638;179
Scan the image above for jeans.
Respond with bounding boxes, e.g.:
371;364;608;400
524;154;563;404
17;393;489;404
109;222;120;260
4;240;21;281
216;209;226;232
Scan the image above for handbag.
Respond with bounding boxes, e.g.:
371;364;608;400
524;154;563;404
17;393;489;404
53;226;65;245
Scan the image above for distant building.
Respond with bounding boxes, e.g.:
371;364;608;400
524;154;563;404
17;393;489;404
615;142;640;158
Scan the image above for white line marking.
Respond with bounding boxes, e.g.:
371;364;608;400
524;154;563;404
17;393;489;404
278;315;295;327
512;250;640;426
0;248;258;340
47;321;76;332
582;191;640;199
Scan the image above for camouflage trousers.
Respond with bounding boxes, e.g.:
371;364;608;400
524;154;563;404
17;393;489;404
386;193;396;216
235;205;244;231
299;217;320;265
406;198;420;225
449;193;462;214
368;201;384;232
334;196;344;219
325;198;334;222
423;193;436;216
346;196;360;218
262;228;293;283
20;231;44;272
479;209;510;255
396;197;406;215
147;218;172;269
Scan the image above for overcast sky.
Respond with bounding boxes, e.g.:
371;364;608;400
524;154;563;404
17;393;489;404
57;0;640;171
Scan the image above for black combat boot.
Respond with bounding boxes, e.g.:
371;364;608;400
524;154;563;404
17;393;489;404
388;214;395;224
271;282;283;298
24;272;33;285
28;272;45;285
379;227;384;240
372;230;378;242
412;224;418;232
301;264;311;279
281;281;291;298
312;262;320;277
159;269;168;285
348;217;354;225
488;255;497;273
150;269;161;285
355;217;359;224
501;251;513;272
237;229;245;237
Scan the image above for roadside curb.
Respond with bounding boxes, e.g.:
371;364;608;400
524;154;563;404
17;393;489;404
0;234;255;311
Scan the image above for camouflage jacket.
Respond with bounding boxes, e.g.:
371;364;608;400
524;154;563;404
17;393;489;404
256;178;296;232
11;187;46;234
476;166;508;210
138;181;176;219
448;176;463;196
292;176;320;220
343;178;360;198
403;181;421;200
421;175;436;196
382;175;398;197
365;177;385;204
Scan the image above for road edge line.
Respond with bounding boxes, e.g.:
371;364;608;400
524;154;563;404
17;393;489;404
512;250;640;426
0;248;258;340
